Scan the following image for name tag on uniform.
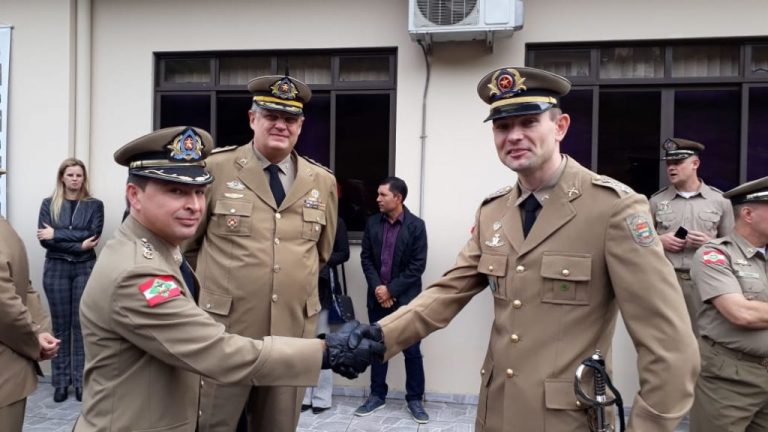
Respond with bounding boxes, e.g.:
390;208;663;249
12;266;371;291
736;271;760;279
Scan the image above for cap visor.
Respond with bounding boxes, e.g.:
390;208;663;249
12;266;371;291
130;166;214;185
485;102;555;122
253;101;303;116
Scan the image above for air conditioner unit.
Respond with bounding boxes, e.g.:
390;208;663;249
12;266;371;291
408;0;524;49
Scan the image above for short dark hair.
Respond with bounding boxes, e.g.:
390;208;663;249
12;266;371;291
127;174;150;190
380;176;408;202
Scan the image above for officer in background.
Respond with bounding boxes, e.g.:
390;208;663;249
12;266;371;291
75;127;378;431
690;177;768;431
351;67;699;431
0;167;59;432
650;138;733;332
186;75;338;432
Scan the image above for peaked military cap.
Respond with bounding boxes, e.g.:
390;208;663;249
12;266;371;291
114;126;214;185
723;176;768;205
248;75;312;116
662;138;705;160
477;66;571;122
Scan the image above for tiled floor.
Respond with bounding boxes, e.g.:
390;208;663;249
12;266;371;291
22;385;690;431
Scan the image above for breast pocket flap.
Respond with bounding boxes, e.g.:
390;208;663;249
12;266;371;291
199;290;232;316
541;253;592;281
213;200;253;216
302;208;327;225
477;253;508;276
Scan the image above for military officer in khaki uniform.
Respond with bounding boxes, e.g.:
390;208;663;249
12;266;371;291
649;138;733;332
0;167;59;432
356;67;699;431
76;127;375;432
690;177;768;431
186;75;337;432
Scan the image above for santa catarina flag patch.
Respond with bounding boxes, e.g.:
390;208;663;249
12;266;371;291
702;249;727;266
138;276;181;307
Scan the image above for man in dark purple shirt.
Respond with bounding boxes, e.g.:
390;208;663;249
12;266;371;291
356;176;429;423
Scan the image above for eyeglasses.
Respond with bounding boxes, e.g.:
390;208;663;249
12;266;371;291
256;110;302;126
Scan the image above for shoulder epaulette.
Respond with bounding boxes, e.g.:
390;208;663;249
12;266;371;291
211;145;238;154
482;186;513;204
707;237;728;246
302;155;333;174
650;186;669;198
709;185;724;194
592;175;634;196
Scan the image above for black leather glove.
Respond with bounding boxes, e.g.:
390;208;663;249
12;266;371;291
321;320;386;379
348;322;383;349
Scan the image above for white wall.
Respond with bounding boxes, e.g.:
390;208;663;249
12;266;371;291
3;0;767;399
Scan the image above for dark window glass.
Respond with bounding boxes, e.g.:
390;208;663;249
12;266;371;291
673;89;740;191
751;45;768;76
215;94;252;147
335;94;390;232
599;47;663;79
339;56;390;82
598;91;661;197
671;44;739;77
295;94;331;167
163;59;211;84
159;94;211;131
559;89;593;169
748;87;768;179
529;49;591;78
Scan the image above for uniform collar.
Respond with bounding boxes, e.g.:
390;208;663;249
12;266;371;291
731;232;767;260
251;144;293;174
515;155;567;206
667;179;719;200
123;216;183;265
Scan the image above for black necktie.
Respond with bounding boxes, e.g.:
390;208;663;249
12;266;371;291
521;194;542;238
179;258;198;303
266;164;286;207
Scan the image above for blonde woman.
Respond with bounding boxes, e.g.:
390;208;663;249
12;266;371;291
37;158;103;403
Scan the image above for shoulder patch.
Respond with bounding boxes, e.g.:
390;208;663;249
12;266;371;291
211;145;238;154
650;186;669;198
625;213;656;246
701;249;727;266
301;156;333;174
482;186;513;204
138;276;182;307
593;175;634;196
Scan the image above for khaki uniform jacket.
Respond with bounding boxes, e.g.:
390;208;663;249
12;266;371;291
75;217;323;432
187;145;337;340
0;217;49;409
649;181;733;270
379;158;699;432
691;233;768;356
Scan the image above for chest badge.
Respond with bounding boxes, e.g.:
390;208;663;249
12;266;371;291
485;233;505;248
492;221;502;231
226;180;245;191
226;216;239;230
224;193;244;199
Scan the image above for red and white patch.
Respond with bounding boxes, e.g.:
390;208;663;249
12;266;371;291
138;276;182;307
702;249;727;266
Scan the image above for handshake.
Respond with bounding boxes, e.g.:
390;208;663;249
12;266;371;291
321;320;385;379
